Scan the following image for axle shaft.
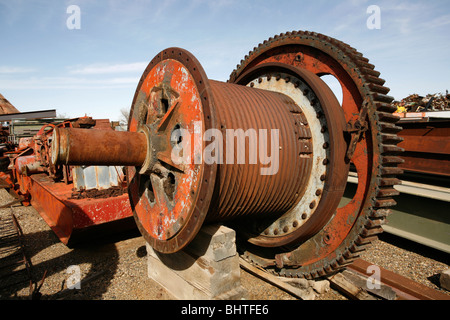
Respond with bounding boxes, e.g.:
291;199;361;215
51;127;148;167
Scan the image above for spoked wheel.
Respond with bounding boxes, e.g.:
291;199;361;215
127;48;218;253
229;31;404;278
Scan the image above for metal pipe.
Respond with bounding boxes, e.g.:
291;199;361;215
51;127;148;167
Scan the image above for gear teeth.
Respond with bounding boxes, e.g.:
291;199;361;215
368;83;391;95
361;67;381;78
381;133;404;144
376;102;397;113
381;167;404;175
378;112;401;123
373;93;395;103
382;156;405;165
381;145;404;154
366;75;386;86
377;188;400;198
379;177;402;186
374;198;397;208
380;122;403;133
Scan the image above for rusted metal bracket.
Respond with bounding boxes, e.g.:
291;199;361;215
345;98;370;161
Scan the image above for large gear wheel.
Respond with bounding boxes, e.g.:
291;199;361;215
229;30;404;279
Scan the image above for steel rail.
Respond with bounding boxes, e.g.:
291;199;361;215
347;258;450;300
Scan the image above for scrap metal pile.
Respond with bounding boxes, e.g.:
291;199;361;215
392;92;450;113
0;30;403;280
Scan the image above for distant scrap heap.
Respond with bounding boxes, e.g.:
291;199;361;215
392;91;450;113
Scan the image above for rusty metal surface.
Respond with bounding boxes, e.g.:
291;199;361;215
127;48;218;253
36;32;402;280
208;80;310;223
229;30;403;279
29;173;133;245
396;121;450;177
124;48;341;253
233;63;349;249
51;127;147;167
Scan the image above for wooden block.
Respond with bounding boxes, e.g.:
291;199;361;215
147;224;246;300
440;269;450;291
239;257;316;300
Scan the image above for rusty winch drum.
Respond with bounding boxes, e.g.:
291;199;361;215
51;48;348;254
51;31;402;279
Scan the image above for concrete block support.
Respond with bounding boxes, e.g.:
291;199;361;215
147;224;247;300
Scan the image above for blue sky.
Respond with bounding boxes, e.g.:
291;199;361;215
0;0;449;121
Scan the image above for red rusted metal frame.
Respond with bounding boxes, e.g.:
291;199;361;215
398;154;450;177
29;173;133;245
396;121;450;177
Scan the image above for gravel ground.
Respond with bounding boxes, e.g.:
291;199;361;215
0;188;448;301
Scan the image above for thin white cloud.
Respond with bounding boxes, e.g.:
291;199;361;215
426;13;450;29
68;62;148;75
0;76;138;90
0;66;37;74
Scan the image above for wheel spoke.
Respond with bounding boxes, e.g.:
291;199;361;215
150;173;168;209
157;101;180;133
157;150;185;173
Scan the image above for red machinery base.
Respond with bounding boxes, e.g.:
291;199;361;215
28;173;134;245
